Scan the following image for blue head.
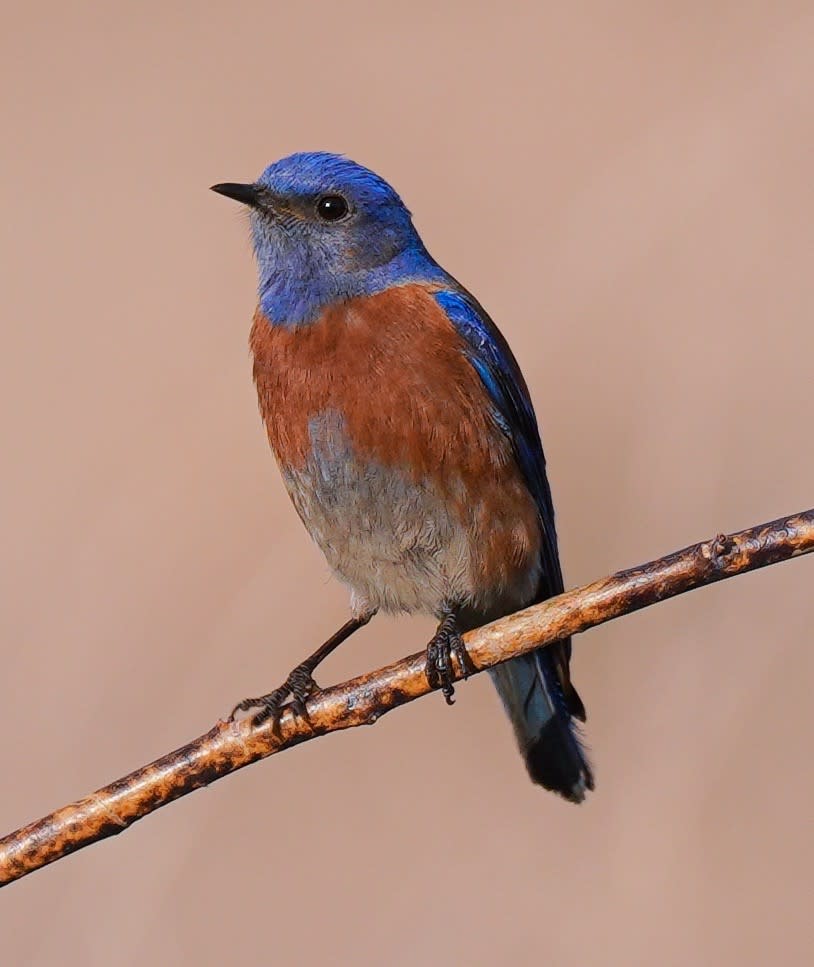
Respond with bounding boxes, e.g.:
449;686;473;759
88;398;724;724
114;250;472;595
212;152;446;325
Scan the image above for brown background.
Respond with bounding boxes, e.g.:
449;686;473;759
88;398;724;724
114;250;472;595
2;3;813;965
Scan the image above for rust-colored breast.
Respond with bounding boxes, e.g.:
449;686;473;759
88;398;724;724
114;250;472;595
251;285;507;481
250;284;541;601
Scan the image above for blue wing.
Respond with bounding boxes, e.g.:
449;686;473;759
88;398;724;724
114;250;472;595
433;288;565;603
432;286;592;800
433;286;588;724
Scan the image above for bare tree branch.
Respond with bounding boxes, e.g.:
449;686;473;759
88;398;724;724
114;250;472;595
1;509;812;887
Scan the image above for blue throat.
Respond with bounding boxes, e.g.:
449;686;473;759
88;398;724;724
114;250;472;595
256;240;449;326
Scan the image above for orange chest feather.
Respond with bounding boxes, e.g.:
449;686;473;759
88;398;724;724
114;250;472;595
249;285;513;481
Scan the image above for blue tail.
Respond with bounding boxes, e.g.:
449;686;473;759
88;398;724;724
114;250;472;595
490;649;593;803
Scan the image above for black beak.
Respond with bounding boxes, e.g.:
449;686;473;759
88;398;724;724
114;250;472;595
210;182;263;207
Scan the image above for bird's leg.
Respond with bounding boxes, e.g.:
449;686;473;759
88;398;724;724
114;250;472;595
229;611;376;727
425;608;470;705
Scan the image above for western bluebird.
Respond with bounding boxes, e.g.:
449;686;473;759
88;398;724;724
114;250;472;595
212;153;593;802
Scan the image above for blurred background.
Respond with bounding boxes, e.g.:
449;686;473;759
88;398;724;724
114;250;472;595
2;2;813;964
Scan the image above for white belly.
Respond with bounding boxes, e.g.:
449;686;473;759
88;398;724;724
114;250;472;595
279;411;541;620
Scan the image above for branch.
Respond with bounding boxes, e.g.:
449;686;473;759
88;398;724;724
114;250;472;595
2;509;812;887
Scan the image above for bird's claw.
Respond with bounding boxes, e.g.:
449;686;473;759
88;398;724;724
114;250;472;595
426;613;469;705
229;664;319;728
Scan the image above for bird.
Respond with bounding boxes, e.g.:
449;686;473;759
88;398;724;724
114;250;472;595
212;152;593;802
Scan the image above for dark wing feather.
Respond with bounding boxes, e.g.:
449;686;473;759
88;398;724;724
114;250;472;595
432;287;585;721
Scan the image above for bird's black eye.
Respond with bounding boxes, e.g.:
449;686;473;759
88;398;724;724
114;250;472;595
316;194;349;222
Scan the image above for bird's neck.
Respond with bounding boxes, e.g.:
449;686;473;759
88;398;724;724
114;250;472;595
256;244;448;327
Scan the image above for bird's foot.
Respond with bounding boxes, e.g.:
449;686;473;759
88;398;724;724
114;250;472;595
229;662;319;728
227;613;377;729
426;611;469;705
